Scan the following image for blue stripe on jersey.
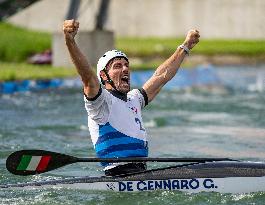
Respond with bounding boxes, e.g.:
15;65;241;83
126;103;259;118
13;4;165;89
95;136;145;153
99;122;117;136
96;143;146;157
96;131;128;145
96;122;148;167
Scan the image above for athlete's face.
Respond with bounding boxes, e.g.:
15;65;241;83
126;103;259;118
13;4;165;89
101;57;130;93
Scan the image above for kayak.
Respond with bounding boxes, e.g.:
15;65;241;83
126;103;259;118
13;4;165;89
2;161;265;193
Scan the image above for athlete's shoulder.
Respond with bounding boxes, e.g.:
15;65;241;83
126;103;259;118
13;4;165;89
84;86;112;103
128;88;140;96
128;88;148;108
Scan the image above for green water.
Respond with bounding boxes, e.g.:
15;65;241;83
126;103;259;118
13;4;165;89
1;87;265;204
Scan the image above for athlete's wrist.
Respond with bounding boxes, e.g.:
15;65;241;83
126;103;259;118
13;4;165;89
178;44;190;55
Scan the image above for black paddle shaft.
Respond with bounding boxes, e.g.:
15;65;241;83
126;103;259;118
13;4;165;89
76;157;233;163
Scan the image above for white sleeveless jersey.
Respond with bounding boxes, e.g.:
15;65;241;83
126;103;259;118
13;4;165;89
84;87;148;170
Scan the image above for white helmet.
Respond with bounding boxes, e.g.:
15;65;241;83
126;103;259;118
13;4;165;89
96;50;128;82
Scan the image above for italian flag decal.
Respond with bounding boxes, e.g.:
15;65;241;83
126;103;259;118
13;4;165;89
17;155;51;171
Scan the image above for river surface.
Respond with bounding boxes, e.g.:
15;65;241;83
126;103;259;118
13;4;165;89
0;71;265;204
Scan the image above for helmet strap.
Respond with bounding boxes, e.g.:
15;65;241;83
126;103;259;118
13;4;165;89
103;69;118;91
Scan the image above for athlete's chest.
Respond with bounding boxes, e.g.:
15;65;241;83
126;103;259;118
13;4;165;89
110;97;141;118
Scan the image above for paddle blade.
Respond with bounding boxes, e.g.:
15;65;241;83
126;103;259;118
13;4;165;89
6;150;77;175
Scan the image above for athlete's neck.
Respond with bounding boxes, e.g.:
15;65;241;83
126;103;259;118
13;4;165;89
107;89;128;101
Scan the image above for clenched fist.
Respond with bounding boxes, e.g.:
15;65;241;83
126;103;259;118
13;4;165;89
183;29;200;50
63;19;79;41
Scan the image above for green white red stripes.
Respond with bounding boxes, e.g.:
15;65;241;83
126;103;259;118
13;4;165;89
17;155;51;171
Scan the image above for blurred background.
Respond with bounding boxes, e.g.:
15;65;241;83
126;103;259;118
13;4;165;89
0;1;265;204
0;0;265;86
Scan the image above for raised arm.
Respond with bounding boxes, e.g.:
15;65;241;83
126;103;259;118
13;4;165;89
142;30;200;102
63;20;100;98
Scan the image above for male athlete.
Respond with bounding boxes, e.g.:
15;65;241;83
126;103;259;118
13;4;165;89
63;20;200;176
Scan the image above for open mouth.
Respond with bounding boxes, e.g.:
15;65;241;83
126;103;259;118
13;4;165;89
121;76;129;84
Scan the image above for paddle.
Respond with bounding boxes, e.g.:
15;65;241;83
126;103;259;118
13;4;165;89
6;149;234;175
